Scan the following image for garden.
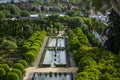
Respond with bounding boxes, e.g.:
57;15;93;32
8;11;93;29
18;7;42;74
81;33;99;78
40;37;68;67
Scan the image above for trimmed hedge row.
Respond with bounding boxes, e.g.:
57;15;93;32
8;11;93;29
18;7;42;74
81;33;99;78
23;31;46;65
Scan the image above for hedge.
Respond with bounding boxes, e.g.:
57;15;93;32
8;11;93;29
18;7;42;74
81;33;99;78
0;64;10;72
6;72;19;80
12;69;22;79
0;68;6;77
13;63;25;73
18;60;28;68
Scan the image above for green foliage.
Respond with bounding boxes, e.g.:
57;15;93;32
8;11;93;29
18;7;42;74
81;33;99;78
78;57;97;71
66;17;84;29
20;10;30;17
47;14;60;22
0;4;21;17
66;10;77;17
76;68;101;80
87;32;101;47
91;18;107;34
68;29;80;51
82;17;107;34
28;36;36;43
34;40;42;45
68;28;88;53
74;28;88;45
23;42;31;46
23;25;33;38
0;39;17;51
13;63;25;73
73;46;117;80
0;64;10;72
6;72;19;80
69;33;80;51
0;68;6;77
81;18;102;47
32;43;40;47
12;69;22;79
100;73;113;80
114;54;120;68
75;72;89;80
74;27;83;36
92;0;110;11
0;11;6;20
18;60;28;68
24;52;36;64
68;28;119;80
22;44;30;53
82;18;92;28
30;45;40;53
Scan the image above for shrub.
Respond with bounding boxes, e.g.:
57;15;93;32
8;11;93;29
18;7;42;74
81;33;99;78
12;69;22;79
0;64;10;72
30;46;40;53
35;40;42;45
23;42;31;46
29;50;38;55
28;36;36;42
32;43;40;47
32;31;40;36
13;63;25;73
22;45;30;52
0;68;6;77
1;40;17;51
18;60;28;68
6;72;19;80
24;52;36;64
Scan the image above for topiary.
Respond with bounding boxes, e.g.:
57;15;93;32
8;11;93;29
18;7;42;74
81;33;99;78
13;63;25;73
24;52;36;64
11;68;22;79
6;72;19;80
0;64;10;72
18;60;28;68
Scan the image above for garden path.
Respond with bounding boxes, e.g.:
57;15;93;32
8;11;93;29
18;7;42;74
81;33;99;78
23;67;78;80
33;36;48;67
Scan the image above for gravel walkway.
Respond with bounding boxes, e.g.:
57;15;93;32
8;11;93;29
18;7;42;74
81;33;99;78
33;36;48;67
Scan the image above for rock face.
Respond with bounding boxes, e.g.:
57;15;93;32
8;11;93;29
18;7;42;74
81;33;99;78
111;0;120;16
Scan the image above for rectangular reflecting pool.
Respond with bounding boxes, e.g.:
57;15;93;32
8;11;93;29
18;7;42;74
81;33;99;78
43;50;67;67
